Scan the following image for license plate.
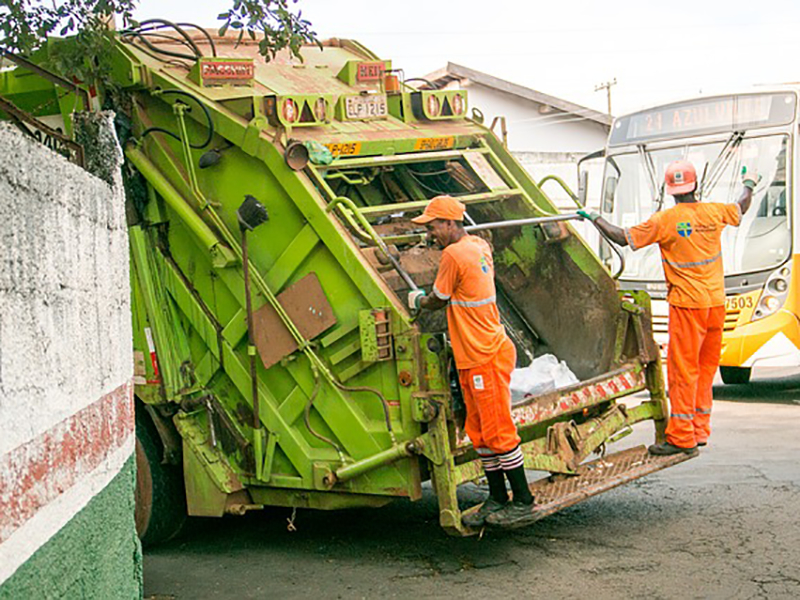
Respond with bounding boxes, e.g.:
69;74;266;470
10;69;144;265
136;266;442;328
414;137;455;151
326;142;362;157
345;95;387;120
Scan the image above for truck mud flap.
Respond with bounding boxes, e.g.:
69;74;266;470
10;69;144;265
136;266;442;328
469;445;695;530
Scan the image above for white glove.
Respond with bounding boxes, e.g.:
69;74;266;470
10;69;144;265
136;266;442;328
408;289;426;310
742;166;761;190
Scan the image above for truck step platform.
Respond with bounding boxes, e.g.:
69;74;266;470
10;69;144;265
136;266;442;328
468;445;695;530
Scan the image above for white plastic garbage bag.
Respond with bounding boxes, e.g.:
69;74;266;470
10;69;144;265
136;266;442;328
510;354;579;402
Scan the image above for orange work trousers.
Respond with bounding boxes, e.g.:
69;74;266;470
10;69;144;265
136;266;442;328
666;304;725;448
458;337;521;454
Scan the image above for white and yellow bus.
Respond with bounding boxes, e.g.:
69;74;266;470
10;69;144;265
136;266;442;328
596;90;798;384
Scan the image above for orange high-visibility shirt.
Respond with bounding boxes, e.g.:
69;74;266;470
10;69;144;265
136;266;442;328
433;235;507;369
626;202;741;308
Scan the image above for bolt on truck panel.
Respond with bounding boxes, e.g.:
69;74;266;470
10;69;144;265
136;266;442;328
0;27;693;539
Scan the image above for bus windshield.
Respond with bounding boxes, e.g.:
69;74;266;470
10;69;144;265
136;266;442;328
604;134;790;279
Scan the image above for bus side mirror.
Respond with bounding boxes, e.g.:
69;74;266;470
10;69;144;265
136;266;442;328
578;170;589;207
603;175;618;213
576;148;605;209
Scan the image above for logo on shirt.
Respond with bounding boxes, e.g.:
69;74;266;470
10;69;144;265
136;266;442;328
480;255;490;274
472;374;485;390
677;221;693;237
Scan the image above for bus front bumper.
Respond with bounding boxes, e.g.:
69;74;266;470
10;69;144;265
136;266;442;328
720;309;800;369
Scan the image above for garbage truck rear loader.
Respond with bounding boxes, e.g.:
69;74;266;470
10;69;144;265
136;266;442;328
0;27;694;543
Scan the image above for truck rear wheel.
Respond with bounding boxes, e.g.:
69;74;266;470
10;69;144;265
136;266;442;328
135;409;187;547
719;366;752;385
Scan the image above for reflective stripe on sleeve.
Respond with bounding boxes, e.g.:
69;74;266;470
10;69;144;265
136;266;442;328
432;284;450;301
625;228;638;251
695;408;712;415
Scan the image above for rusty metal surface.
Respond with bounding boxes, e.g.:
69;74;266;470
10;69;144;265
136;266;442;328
455;366;646;450
496;445;695;529
253;272;337;369
0;94;85;166
510;367;645;426
468;195;623;381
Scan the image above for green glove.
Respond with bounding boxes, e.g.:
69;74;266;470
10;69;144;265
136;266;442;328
408;289;426;310
577;209;600;222
304;140;333;166
741;166;762;190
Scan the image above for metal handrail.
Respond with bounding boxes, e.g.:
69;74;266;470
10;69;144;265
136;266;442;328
537;174;582;209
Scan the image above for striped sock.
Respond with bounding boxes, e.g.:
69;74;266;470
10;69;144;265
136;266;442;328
479;453;502;473
498;445;525;471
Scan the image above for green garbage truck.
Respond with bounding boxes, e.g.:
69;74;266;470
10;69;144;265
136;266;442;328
0;24;694;544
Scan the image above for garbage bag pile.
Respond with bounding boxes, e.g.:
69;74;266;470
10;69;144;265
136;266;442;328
510;354;579;403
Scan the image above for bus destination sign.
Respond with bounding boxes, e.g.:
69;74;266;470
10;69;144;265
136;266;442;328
609;93;796;146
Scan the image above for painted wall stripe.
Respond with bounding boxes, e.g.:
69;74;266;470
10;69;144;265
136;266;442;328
0;435;134;585
0;381;134;545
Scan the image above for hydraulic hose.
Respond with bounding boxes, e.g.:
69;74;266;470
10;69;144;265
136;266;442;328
591;220;626;280
133;19;203;58
303;368;347;461
140;89;215;149
121;31;198;61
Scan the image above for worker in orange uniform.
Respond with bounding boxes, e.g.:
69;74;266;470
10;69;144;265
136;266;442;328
408;195;533;527
579;161;757;455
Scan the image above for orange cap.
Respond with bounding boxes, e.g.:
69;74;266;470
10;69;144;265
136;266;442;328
665;160;697;195
411;195;466;224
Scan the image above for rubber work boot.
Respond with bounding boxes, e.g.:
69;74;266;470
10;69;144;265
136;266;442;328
485;466;534;528
648;442;699;457
462;497;507;529
462;469;508;529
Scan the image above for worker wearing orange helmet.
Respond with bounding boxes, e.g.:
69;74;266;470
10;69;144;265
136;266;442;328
408;195;533;528
579;161;757;455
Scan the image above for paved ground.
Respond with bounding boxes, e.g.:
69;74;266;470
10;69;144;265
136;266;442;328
144;370;800;599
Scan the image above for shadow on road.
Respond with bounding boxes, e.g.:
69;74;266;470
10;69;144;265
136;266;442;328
713;370;800;405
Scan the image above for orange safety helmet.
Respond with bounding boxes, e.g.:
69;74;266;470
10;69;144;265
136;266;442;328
664;160;697;195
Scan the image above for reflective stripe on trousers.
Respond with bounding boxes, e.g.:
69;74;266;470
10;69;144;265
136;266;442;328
665;305;725;448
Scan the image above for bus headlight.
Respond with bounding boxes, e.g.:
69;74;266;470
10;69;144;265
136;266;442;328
752;263;791;322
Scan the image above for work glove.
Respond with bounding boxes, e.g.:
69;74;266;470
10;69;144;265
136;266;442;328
408;289;426;310
741;166;762;190
577;209;601;222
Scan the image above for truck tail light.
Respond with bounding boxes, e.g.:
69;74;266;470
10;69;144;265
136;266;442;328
282;98;298;123
314;97;328;122
452;93;465;115
426;94;440;117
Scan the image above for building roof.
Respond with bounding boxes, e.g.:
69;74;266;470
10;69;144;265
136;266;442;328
421;63;612;127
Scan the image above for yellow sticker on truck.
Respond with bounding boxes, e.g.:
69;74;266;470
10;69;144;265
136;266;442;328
326;142;362;157
414;137;455;151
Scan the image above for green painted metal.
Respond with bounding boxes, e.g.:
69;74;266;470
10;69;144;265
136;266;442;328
0;31;681;536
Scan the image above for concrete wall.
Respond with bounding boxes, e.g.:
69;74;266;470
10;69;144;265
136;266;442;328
0;117;140;597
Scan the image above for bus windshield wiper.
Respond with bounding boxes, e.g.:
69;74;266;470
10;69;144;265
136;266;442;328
699;131;744;199
637;144;663;210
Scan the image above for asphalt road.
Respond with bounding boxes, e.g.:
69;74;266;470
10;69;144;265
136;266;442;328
144;369;800;600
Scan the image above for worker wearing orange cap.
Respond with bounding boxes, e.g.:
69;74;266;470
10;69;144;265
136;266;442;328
579;161;758;455
408;195;533;527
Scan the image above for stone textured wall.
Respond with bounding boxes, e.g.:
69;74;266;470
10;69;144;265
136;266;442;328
0;116;140;597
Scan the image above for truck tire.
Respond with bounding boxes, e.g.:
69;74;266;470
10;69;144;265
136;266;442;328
719;366;752;385
135;409;187;547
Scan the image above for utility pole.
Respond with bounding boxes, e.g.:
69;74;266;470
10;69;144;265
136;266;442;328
595;78;617;116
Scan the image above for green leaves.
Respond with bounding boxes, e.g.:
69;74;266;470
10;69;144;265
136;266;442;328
0;0;137;89
0;0;320;89
215;0;320;62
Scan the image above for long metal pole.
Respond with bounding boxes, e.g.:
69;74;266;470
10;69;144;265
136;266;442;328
464;213;581;233
241;230;260;431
